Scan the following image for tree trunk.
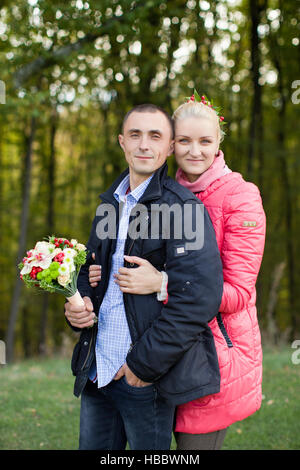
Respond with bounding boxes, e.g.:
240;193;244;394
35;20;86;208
21;305;31;358
0;120;3;250
247;0;264;181
277;79;297;338
6;116;36;362
39;107;57;356
269;1;298;338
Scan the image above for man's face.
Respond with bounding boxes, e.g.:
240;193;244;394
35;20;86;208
118;111;174;186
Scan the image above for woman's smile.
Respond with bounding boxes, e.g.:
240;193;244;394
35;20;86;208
186;158;205;162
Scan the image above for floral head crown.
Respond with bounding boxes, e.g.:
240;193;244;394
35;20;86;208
186;89;226;126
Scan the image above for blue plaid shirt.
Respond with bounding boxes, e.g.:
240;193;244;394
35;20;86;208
89;173;153;388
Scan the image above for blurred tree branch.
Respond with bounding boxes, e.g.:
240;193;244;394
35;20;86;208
13;0;161;89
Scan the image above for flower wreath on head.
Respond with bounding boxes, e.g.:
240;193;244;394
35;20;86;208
186;89;226;127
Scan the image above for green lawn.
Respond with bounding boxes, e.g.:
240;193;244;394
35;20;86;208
0;347;299;450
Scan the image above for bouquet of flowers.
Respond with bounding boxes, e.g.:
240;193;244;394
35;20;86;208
18;236;88;309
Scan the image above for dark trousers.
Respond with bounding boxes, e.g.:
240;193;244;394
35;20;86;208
79;378;175;450
174;428;228;450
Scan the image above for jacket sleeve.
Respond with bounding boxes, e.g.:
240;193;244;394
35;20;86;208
77;214;99;300
126;199;223;382
219;181;266;314
65;213;99;333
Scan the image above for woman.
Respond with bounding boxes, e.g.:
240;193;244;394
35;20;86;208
89;94;266;450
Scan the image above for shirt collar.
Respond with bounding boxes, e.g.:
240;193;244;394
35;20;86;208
114;173;154;203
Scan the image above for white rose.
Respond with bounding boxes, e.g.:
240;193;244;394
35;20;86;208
71;239;78;246
57;274;70;287
76;243;86;251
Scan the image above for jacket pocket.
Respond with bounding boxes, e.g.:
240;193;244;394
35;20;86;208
141;241;166;269
71;330;95;376
156;338;212;397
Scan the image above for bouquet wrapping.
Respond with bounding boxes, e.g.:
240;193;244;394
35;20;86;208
18;236;89;309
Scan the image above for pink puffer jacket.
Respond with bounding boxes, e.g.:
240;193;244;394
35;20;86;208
175;171;266;434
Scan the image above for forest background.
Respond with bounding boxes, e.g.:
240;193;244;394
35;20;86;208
0;0;299;363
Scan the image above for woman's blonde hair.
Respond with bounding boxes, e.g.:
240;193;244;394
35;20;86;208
172;101;225;143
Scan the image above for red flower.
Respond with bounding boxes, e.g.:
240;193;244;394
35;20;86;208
30;270;35;279
54;252;65;264
30;266;42;280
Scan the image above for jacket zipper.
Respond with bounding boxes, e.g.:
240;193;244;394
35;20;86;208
216;313;233;348
123;231;140;345
127;238;135;258
81;328;95;371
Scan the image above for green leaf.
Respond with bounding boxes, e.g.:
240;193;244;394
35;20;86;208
193;89;201;102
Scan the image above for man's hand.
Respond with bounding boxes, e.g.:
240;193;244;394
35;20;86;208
89;252;101;287
114;255;162;294
65;296;97;329
114;362;152;387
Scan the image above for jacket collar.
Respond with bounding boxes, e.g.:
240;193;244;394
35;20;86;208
99;162;169;204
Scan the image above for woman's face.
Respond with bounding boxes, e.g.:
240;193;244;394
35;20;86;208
174;116;219;182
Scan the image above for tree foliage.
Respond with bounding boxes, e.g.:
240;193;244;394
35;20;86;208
0;0;299;359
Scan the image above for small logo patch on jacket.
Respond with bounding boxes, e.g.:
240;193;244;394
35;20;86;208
174;245;187;257
242;221;257;227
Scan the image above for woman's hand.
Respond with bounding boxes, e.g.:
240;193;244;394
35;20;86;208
89;252;101;287
114;255;163;295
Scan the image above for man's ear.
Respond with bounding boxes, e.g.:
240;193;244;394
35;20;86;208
118;134;125;151
167;140;175;157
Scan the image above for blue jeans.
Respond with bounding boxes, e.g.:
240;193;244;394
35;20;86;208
79;377;175;450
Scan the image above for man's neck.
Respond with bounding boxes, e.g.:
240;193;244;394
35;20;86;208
129;173;154;191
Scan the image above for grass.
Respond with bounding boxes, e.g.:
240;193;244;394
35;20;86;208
0;347;299;450
222;347;300;450
0;357;79;450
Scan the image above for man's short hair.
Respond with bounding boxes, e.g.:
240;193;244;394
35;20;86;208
122;104;174;139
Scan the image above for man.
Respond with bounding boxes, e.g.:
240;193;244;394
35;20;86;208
65;104;223;450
